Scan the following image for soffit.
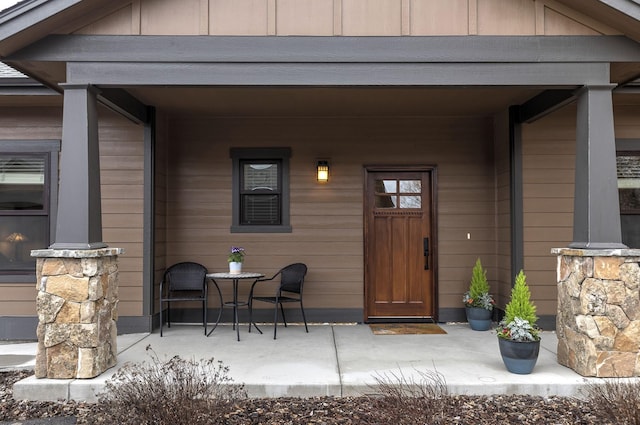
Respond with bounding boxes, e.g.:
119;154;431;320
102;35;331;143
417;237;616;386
126;86;543;117
1;87;638;117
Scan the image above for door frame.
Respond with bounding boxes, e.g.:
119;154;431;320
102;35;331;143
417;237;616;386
363;164;439;322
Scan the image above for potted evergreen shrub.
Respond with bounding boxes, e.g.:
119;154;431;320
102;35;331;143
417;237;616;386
496;270;541;374
463;258;495;331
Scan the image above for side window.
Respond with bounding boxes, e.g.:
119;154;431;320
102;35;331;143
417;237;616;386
0;141;59;279
231;148;291;233
617;151;640;248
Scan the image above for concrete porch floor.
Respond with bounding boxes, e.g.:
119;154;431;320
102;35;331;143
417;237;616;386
2;323;610;402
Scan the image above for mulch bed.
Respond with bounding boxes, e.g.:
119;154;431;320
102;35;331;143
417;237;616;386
0;370;614;424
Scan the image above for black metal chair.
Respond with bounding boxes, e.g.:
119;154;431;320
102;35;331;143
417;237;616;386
248;263;308;339
159;262;222;336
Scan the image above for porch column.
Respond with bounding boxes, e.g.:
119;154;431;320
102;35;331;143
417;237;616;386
569;85;626;249
50;84;106;250
32;84;121;379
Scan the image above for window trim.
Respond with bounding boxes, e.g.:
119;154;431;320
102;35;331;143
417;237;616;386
230;148;291;233
0;140;60;283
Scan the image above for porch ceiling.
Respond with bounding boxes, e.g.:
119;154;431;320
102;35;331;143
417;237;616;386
126;86;544;117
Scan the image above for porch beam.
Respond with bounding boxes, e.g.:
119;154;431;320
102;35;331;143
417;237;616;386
9;35;640;63
97;87;149;125
569;85;626;249
65;62;610;87
49;84;106;250
517;89;576;124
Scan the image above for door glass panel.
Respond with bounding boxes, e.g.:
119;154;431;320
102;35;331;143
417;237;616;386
375;195;397;208
399;180;421;193
375;180;396;193
400;196;421;209
375;179;397;208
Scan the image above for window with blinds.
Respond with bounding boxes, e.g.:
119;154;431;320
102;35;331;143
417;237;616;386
0;155;46;210
240;161;281;225
0;152;50;274
230;148;291;233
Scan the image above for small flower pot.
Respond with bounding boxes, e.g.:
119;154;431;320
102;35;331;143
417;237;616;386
498;337;540;374
229;262;243;274
465;307;492;331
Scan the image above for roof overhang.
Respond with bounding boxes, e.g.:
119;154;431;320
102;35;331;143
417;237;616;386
557;0;640;42
0;0;130;58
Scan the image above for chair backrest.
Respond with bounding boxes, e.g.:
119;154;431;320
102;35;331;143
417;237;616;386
279;263;308;294
165;262;208;292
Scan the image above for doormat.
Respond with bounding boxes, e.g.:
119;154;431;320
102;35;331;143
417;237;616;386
369;323;447;335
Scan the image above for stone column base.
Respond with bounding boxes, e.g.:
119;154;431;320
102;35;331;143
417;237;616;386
32;248;123;379
552;248;640;377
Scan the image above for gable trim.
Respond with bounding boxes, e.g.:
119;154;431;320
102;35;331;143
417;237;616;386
8;35;640;63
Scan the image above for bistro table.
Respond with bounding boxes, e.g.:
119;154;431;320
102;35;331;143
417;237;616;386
206;272;264;341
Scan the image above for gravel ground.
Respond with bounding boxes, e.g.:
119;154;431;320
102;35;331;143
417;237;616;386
0;370;615;424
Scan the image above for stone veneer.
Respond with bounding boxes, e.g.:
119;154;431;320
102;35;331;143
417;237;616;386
552;247;640;377
31;248;123;379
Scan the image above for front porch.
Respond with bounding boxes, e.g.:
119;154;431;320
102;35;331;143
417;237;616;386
8;323;603;401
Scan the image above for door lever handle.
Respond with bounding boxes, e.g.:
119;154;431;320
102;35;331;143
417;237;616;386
423;237;429;270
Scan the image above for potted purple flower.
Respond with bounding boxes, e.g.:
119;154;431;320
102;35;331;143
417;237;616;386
228;246;245;274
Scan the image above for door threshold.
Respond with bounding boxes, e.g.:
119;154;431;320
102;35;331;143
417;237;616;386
366;317;436;324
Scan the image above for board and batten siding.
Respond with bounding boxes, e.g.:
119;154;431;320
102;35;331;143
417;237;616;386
162;114;496;313
0;106;145;318
74;0;618;37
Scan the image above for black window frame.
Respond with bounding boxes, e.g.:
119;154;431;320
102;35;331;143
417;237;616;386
230;147;291;233
0;140;60;282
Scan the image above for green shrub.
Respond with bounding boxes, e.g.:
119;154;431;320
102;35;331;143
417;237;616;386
504;270;537;326
463;258;495;310
497;270;540;341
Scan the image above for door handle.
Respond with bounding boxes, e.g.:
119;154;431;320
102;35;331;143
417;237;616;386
423;237;429;270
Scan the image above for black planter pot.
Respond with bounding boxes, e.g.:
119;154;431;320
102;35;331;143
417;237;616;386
465;307;492;331
498;337;540;374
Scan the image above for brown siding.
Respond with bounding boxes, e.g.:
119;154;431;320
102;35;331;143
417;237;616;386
99;109;145;317
163;115;496;313
0;106;145;318
521;99;640;317
521;106;575;317
74;0;617;37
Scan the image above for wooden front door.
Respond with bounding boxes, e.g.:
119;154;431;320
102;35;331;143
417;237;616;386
364;167;436;320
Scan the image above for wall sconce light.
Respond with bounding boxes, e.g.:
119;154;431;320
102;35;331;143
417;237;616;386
316;160;330;183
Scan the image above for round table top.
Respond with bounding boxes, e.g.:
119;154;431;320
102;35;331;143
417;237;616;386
207;272;264;279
